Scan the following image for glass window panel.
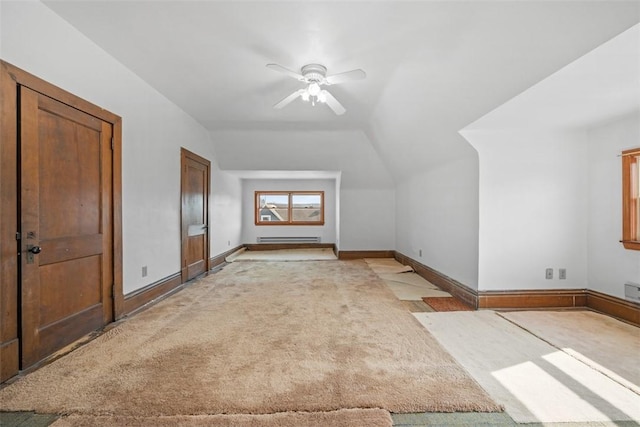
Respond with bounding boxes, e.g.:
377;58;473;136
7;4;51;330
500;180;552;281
291;194;322;222
257;193;288;222
256;191;324;225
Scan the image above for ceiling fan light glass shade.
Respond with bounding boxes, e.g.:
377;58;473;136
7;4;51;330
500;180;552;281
318;91;327;103
301;91;310;102
307;82;321;97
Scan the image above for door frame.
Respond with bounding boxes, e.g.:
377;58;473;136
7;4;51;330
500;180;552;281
180;148;210;283
0;61;123;382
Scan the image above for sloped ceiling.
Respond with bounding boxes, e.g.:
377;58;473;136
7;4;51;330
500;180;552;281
462;24;640;133
43;1;640;184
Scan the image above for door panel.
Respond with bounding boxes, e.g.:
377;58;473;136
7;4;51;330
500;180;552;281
20;87;113;368
39;256;102;324
181;149;210;282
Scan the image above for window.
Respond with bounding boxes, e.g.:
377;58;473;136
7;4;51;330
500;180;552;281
255;191;324;225
622;148;640;250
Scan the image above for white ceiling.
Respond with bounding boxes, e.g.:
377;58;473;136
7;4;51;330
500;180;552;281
464;24;640;132
43;1;640;183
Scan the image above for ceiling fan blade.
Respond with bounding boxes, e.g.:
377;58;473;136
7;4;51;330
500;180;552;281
266;63;304;81
273;89;306;109
321;90;346;115
325;69;366;85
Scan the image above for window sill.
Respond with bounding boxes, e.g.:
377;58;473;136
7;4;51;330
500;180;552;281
622;240;640;251
255;222;325;226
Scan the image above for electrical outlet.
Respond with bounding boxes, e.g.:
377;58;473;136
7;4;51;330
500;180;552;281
419;249;422;257
228;240;231;246
559;268;566;280
142;266;148;277
545;268;553;279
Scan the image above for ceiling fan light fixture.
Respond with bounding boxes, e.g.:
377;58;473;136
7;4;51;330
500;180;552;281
307;82;321;97
267;62;365;115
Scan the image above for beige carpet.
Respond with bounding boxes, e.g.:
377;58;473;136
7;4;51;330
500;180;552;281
51;409;393;427
228;248;337;261
500;310;640;394
414;311;640;423
0;260;500;416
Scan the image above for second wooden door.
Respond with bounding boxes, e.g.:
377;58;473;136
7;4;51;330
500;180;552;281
181;149;210;282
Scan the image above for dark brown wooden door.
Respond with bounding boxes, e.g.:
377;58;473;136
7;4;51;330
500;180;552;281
181;149;210;282
20;87;114;368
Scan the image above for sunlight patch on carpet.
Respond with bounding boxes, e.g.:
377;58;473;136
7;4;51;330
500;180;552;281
499;310;640;394
414;311;640;423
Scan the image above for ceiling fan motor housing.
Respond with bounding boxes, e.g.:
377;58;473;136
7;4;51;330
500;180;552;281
301;64;327;83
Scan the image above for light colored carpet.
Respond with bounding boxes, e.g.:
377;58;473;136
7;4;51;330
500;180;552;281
229;248;337;261
51;409;393;427
0;261;500;416
364;258;413;274
414;311;640;424
500;310;640;394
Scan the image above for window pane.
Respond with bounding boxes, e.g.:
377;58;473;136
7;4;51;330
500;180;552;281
291;194;322;222
258;194;289;222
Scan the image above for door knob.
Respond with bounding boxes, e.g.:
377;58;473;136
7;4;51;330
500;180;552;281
28;245;42;254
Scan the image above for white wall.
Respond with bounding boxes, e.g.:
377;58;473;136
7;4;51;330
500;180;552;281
587;113;640;299
210;129;395;190
212;128;398;251
465;118;640;297
242;179;336;244
395;152;480;289
210;170;243;258
1;1;242;294
459;25;639;297
466;130;588;291
340;189;395;251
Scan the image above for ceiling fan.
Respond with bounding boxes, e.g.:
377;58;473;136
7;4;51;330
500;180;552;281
267;63;366;115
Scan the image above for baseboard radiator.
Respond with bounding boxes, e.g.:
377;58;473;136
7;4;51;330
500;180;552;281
257;236;321;244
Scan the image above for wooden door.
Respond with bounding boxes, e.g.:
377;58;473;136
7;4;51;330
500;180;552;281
20;87;114;367
181;149;210;282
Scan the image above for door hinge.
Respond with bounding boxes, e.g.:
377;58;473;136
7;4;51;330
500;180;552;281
16;232;21;240
111;137;114;150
